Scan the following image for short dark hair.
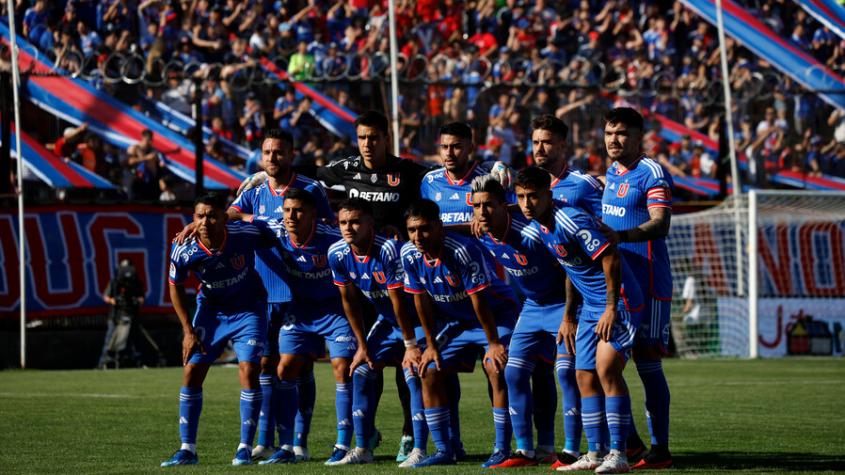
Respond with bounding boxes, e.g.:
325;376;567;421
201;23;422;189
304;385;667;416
470;175;506;204
337;197;373;217
604;107;644;131
531;114;569;140
284;188;316;210
194;193;227;211
354;110;389;135
263;128;294;147
141;129;153;139
439;122;473;141
405;199;441;223
514;166;551;190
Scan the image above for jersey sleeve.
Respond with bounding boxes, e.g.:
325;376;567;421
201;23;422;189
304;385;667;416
328;248;351;287
558;208;610;261
316;158;346;186
168;242;190;285
401;250;426;294
382;240;406;290
230;187;256;214
457;243;492;295
644;167;673;209
578;176;605;217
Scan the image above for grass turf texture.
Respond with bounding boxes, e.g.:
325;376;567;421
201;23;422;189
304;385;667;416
1;359;843;474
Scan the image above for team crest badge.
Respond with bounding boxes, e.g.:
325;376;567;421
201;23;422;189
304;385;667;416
230;254;245;269
465;193;473;206
373;271;387;284
553;244;568;258
514;253;528;266
259;205;266;214
312;255;327;267
387;174;401;186
616;183;629;198
445;274;460;287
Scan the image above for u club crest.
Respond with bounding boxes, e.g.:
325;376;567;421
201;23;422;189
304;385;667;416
230;254;245;270
616;183;630;198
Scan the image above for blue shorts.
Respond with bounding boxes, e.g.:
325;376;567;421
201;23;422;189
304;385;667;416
431;319;514;371
190;302;267;365
366;316;426;365
636;297;671;351
279;300;357;359
509;299;569;363
263;302;292;357
574;307;640;371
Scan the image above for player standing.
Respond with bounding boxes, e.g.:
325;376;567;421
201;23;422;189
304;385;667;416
469;175;573;468
600;108;674;469
161;194;275;467
258;189;359;465
514;167;644;474
228;128;333;461
327;198;430;466
401;199;520;468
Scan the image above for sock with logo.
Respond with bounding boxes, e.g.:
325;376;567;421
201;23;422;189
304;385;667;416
335;381;353;448
581;395;605;454
179;387;202;445
504;357;534;452
637;359;670;446
257;374;276;447
351;365;378;448
606;395;631;452
404;367;429;450
239;389;262;445
275;379;298;447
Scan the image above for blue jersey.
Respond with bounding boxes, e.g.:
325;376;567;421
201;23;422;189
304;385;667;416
602;156;673;300
328;235;407;326
530;204;643;313
420;161;493;225
270;221;343;305
401;232;519;325
230;173;334;303
169;221;273;307
550;166;604;217
477;212;565;305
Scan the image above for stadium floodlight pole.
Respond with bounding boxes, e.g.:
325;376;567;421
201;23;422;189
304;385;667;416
387;0;401;155
6;0;27;368
715;0;745;298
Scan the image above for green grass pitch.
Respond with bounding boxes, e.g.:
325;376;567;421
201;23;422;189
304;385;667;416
1;359;843;474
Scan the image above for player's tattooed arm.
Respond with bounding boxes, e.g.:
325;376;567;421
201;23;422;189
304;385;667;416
226;206;253;223
338;285;373;374
611;206;672;244
414;293;442;376
170;284;206;365
389;289;422;369
469;290;507;374
596;248;622;342
558;275;580;355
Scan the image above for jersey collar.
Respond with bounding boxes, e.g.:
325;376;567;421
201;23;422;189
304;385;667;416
269;172;297;197
198;228;228;255
352;237;373;263
289;223;315;249
549;164;570;188
446;161;479;186
486;213;511;245
613;154;645;176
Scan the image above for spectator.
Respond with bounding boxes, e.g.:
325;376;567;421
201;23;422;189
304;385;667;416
127;129;166;200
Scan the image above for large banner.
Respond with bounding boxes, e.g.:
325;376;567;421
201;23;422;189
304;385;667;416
0;206;192;318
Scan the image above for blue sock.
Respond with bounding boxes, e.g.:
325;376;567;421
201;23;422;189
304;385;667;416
424;407;451;454
335;381;353;449
492;407;512;452
533;363;557;449
605;396;631;452
581;396;605;453
179;387;202;444
275;380;298;447
556;356;581;453
257;374;276;447
239;389;262;446
352;366;378;448
504;357;534;452
447;373;462;450
294;371;316;447
637;360;670;446
404;368;429;450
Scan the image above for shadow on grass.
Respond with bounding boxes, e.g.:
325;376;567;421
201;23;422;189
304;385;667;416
674;451;845;472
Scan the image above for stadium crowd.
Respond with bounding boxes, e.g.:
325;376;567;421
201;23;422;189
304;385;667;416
3;0;845;201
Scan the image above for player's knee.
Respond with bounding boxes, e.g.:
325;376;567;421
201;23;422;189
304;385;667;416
575;369;601;396
260;355;279;374
277;354;303;381
331;358;351;382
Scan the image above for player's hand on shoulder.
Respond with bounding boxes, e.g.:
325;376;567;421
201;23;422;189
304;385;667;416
489;161;512;188
174;222;198;244
237;171;268;196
